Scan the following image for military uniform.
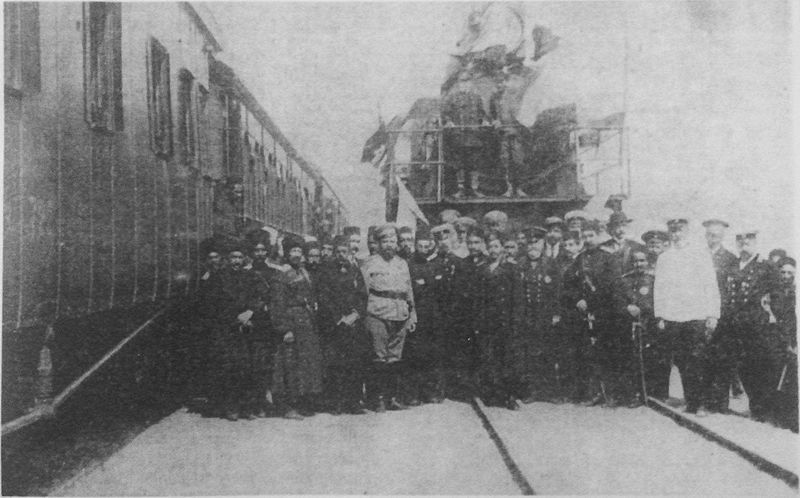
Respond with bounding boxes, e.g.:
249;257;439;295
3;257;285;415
474;259;518;407
515;257;562;401
622;267;669;401
271;264;325;406
772;275;797;431
208;265;269;418
405;250;447;402
316;256;371;413
361;248;416;408
712;255;780;418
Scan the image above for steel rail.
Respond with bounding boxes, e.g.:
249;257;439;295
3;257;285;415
647;396;798;489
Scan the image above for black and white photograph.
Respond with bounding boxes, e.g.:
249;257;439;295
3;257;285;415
2;1;797;495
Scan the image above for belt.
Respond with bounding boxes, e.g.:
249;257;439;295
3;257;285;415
369;289;408;300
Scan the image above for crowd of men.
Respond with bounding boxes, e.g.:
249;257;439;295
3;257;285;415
192;202;797;432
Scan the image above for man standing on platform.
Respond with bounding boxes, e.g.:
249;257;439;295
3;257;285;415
641;229;669;267
602;212;644;274
398;226;416;260
703;219;738;293
654;218;720;416
343;226;362;267
543;216;569;269
361;224;417;412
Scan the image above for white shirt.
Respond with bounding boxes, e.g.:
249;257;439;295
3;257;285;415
654;240;720;321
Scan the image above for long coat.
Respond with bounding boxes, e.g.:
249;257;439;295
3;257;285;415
270;265;324;397
406;252;446;366
316;259;371;369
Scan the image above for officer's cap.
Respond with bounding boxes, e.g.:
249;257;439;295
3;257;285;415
530;226;548;239
641;230;669;243
454;217;478;229
779;256;796;268
564;210;589;221
343;226;361;237
544;216;565;229
701;218;729;228
439;209;461;224
604;193;627;210
666;218;689;231
735;230;758;240
332;234;349;248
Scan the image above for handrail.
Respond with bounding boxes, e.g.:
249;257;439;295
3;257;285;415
1;307;168;437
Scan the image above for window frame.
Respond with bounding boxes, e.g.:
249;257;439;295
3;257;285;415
83;2;123;132
146;36;173;159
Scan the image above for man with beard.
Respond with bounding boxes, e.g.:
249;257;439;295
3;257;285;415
316;235;371;415
320;237;335;264
641;229;669;267
208;243;269;421
709;231;780;419
398;226;416;260
404;226;446;404
361;224;417;412
242;239;277;418
453;217;477;258
654;218;720;416
271;235;325;420
305;242;323;279
515;240;562;403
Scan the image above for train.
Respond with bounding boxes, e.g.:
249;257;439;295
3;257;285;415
3;2;347;421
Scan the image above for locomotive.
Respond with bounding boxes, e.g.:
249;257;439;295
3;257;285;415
3;2;346;422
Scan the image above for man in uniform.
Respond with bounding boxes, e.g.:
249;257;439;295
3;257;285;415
398;226;416;260
319;236;335;264
460;226;491;400
316;235;371;415
543;216;569;268
430;222;469;399
516;238;562;402
641;229;669;267
703;219;738;293
483;210;509;235
209;242;269;421
710;231;779;419
361;224;417;412
654;218;720;416
602;212;645;274
271;235;325;420
405;226;446;404
453;217;478;258
771;257;797;431
622;249;669;403
565;210;589;232
305;241;323;279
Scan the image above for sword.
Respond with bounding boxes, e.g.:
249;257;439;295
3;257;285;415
632;321;649;406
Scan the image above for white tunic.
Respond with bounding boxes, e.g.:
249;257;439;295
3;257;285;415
654;241;720;322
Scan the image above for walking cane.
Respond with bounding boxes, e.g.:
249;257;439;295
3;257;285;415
632;321;649;406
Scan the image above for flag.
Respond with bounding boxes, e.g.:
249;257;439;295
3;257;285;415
532;25;560;61
361;120;387;163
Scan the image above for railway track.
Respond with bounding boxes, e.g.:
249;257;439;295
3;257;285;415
472;395;798;495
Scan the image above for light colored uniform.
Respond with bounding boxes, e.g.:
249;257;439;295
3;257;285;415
361;254;416;362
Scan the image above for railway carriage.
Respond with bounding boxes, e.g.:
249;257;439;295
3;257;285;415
3;2;346;423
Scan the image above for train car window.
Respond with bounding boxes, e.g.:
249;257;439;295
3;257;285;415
4;2;40;94
178;69;196;164
147;37;172;158
83;2;122;131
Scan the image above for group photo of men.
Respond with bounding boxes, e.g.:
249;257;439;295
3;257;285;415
188;202;797;433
